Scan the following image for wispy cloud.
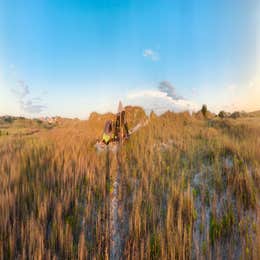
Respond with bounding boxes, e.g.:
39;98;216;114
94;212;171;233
22;100;46;114
11;80;29;99
11;80;46;114
143;49;160;61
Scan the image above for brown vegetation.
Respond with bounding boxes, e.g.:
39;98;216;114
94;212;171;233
0;108;259;259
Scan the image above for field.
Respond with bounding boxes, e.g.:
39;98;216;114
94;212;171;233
0;108;259;259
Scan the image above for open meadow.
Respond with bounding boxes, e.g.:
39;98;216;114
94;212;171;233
0;107;259;259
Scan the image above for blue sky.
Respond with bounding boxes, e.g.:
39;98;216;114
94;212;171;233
0;0;259;118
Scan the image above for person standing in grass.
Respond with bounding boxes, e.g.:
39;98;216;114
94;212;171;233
102;101;129;144
102;120;114;144
114;102;129;142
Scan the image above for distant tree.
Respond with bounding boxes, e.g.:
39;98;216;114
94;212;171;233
230;111;241;119
201;104;207;118
4;116;13;123
218;111;225;118
34;119;43;125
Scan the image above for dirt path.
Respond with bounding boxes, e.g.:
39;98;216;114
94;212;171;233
110;152;122;260
106;121;148;259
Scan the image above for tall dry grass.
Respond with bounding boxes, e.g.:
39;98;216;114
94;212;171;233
0;110;259;259
119;112;260;259
0;120;109;259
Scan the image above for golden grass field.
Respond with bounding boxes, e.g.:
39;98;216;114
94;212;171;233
0;107;259;259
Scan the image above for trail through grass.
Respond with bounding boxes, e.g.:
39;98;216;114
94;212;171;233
0;108;259;259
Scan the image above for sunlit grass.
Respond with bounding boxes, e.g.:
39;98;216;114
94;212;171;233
0;109;259;259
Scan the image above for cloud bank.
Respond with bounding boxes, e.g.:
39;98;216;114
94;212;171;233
126;81;199;115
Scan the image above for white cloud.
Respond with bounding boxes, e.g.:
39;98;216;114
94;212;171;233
127;90;166;99
126;81;199;115
143;49;160;61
